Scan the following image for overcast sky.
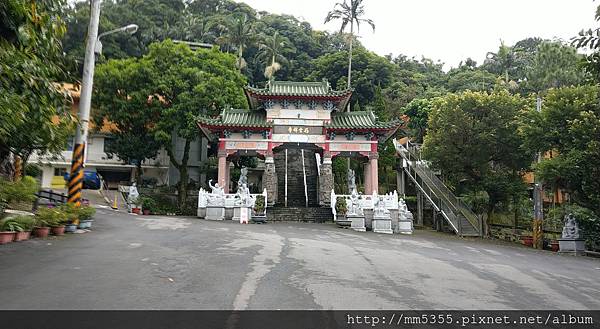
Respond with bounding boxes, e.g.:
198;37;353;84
236;0;599;69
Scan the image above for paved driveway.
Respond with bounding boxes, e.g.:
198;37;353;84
0;207;599;310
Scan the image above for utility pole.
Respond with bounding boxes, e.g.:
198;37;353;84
532;95;544;249
68;0;102;210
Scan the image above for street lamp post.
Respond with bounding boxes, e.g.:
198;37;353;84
67;0;137;210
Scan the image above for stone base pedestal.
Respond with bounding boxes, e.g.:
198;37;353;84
224;207;234;220
233;206;251;222
335;214;351;227
559;239;586;256
373;216;393;234
363;209;373;230
348;214;366;232
206;207;225;220
197;207;206;219
397;220;414;235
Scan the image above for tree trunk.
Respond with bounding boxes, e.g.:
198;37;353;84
347;21;354;112
238;45;243;72
135;162;143;184
176;138;192;210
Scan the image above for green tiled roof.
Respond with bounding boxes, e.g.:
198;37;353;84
246;80;352;97
327;111;401;130
198;109;271;128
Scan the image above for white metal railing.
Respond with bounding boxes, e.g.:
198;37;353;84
198;188;268;214
301;149;308;207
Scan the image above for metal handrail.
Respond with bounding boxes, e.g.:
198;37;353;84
394;140;480;235
400;141;480;227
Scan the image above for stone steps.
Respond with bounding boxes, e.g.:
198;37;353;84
267;207;333;223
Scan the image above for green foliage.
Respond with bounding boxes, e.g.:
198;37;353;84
3;215;36;231
0;176;38;205
78;206;96;221
402;98;434;143
521;86;600;215
140;196;159;213
523;41;585;93
335;196;347;215
35;207;67;227
0;0;75;165
59;202;81;222
423;91;533;212
253;195;265;215
1;217;24;232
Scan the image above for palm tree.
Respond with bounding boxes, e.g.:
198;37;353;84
223;14;255;72
256;31;295;80
325;0;375;111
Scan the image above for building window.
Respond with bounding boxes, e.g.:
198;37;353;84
65;137;74;151
54;168;67;177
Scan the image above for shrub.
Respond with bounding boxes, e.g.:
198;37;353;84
335;197;347;215
36;207;67;227
254;195;265;215
79;206;96;221
0;176;38;205
140;196;158;213
10;215;35;231
1;217;24;232
59;203;80;223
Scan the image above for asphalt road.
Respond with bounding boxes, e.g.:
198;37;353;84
1;207;599;310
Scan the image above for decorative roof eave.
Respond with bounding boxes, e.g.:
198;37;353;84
244;84;353;110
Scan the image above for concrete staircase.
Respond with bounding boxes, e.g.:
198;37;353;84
274;148;318;207
267;206;333;223
270;148;332;222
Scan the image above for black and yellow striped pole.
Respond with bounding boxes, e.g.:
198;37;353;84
68;143;85;207
68;0;101;213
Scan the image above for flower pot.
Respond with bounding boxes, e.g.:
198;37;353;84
550;241;560;252
0;232;16;245
78;220;93;229
132;208;141;214
64;224;78;233
143;209;151;216
33;227;50;238
521;236;534;247
51;226;66;236
251;215;267;224
14;231;31;242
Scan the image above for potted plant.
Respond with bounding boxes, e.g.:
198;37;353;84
45;207;67;236
78;206;96;229
34;208;58;238
11;216;35;241
60;203;80;233
335;196;348;219
550;239;560;252
251;195;267;223
521;235;534;247
140;196;157;216
0;218;22;244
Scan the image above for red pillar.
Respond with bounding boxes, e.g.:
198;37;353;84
217;150;227;192
364;161;371;194
369;153;379;194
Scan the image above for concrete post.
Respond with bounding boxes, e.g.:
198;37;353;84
262;155;277;206
417;190;424;227
319;154;333;206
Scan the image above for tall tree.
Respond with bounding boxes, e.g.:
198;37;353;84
524;41;584;93
325;0;375;110
256;31;295;79
147;40;247;208
221;13;255;72
93;58;163;183
423;91;533;234
0;0;75;177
